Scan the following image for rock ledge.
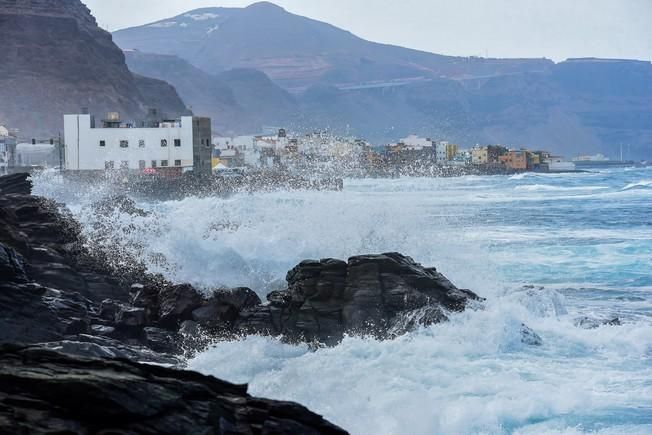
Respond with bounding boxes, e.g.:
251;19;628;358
0;343;347;434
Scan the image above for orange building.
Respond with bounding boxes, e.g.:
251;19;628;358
499;150;528;170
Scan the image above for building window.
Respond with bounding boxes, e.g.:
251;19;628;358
139;160;146;169
119;140;129;148
161;160;168;167
174;159;181;167
174;139;181;147
139;140;145;148
104;161;114;170
206;138;211;148
120;161;129;169
161;139;168;147
99;140;106;147
151;160;157;168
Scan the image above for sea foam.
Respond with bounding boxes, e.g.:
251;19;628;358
31;168;652;434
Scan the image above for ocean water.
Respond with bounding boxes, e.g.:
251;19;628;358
33;167;652;434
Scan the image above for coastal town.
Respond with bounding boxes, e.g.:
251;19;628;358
1;2;651;434
0;110;637;180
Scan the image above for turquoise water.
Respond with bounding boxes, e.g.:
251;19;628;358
35;167;652;434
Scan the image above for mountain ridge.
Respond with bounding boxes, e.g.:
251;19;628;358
113;3;554;92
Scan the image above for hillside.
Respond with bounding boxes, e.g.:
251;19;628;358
113;2;553;92
0;0;187;139
299;59;652;158
112;3;652;159
124;51;296;135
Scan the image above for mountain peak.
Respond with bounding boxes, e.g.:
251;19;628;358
245;2;286;13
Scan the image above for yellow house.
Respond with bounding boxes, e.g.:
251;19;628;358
446;143;459;161
472;147;488;164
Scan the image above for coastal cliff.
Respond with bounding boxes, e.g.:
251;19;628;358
0;0;187;138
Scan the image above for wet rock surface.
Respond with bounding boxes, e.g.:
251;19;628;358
0;173;487;433
0;173;482;356
575;316;622;329
0;343;347;435
236;253;482;344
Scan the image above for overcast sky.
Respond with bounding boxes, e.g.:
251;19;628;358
82;0;652;61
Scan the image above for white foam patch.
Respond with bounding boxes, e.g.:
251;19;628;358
189;295;652;434
622;179;652;191
514;184;609;192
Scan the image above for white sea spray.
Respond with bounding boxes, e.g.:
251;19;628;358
32;168;652;434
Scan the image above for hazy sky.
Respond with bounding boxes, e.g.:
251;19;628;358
82;0;652;61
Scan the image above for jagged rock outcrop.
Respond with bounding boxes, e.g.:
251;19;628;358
234;253;481;344
0;0;187;138
0;173;179;360
111;254;482;346
575;316;621;329
0;172;32;195
0;173;482;358
0;173;486;434
0;344;347;435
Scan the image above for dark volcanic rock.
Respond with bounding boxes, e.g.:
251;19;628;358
575;316;622;329
158;284;205;328
1;172;487;434
520;324;543;346
0;172;482;353
0;186;122;303
236;253;482;343
193;287;262;326
0;344;346;435
0;173;31;195
0;242;28;282
115;306;148;328
0;174;178;359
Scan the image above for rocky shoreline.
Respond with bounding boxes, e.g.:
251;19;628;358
0;172;483;432
0;343;346;435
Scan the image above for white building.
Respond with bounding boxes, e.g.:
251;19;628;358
435;141;449;163
400;135;433;151
64;114;212;175
214;135;258;167
546;156;576;172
